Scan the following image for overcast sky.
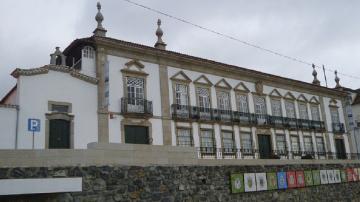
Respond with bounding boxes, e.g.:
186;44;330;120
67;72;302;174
1;0;360;98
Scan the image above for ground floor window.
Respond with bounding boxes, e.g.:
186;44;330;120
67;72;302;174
276;134;286;152
303;136;313;152
316;137;325;153
241;132;253;153
290;136;300;152
176;128;192;146
200;130;215;154
222;131;235;152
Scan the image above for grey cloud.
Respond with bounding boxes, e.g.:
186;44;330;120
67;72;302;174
1;0;359;97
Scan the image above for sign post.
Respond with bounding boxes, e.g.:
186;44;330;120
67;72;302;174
28;119;40;149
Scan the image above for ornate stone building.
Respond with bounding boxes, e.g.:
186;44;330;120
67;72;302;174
0;2;353;161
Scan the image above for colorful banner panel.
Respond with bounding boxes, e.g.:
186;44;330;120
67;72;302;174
327;170;335;184
304;170;313;186
244;173;256;192
277;172;287;189
256;173;267;191
347;168;355;182
296;171;305;187
320;170;329;184
231;173;244;193
357;168;360;181
341;169;347;183
334;170;341;183
287;171;297;188
354;168;359;181
267;172;277;190
312;170;321;186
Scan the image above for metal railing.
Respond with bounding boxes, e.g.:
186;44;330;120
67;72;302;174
121;97;153;116
332;123;345;133
196;147;360;160
171;104;327;132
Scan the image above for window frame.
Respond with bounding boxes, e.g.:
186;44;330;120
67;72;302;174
176;127;193;147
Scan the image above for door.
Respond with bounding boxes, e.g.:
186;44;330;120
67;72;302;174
258;134;272;159
335;139;346;159
127;77;145;112
124;125;149;144
49;119;70;149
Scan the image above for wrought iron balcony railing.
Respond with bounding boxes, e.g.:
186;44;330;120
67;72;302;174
120;97;153;117
332;122;345;133
298;119;311;130
284;117;298;129
310;120;326;131
171;104;327;132
270;116;284;128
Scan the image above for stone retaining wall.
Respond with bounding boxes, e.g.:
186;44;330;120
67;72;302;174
1;163;360;202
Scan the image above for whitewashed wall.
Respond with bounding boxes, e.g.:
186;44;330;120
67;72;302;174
16;71;98;149
0;107;17;149
107;55;163;144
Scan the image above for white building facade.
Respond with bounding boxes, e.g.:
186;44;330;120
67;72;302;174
0;3;354;160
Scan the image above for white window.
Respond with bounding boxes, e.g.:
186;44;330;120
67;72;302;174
126;77;145;112
285;100;296;118
82;46;95;59
254;96;266;114
175;84;188;106
200;130;215;148
298;103;309;120
303;136;313;152
271;99;282;116
316;137;325;153
236;94;249;113
311;105;320;121
222;131;234;150
217;91;231;111
241;133;253;151
291;136;300;152
177;128;192;146
330;107;340;123
276;134;286;151
197;87;211;109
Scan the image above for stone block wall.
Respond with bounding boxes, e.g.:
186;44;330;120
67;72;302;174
1;163;360;202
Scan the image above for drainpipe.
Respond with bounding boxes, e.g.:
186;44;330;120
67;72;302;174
15;105;19;149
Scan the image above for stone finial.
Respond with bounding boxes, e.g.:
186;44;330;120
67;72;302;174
154;19;166;50
312;64;320;85
335;70;342;88
50;47;66;65
93;2;107;37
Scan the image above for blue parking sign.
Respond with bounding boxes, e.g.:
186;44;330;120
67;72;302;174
28;119;40;132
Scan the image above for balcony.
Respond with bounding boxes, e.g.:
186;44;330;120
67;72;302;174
332;122;345;133
298;119;311;130
120;97;153;118
311;120;326;131
270;116;284;128
254;114;271;127
171;104;327;132
284;117;298;130
233;112;255;125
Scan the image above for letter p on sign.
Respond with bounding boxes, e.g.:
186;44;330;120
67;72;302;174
28;119;40;132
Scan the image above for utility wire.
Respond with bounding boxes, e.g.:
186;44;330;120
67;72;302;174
122;0;360;81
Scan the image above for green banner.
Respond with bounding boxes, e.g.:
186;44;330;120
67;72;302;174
231;173;244;193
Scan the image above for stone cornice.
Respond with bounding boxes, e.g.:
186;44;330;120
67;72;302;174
91;36;347;98
11;65;98;85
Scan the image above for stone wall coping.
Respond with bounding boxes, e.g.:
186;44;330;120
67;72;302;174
1;143;359;168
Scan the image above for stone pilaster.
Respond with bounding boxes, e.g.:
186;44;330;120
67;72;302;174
158;64;172;145
319;96;332;152
96;47;109;143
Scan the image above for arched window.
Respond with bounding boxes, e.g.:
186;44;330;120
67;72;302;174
82;46;95;59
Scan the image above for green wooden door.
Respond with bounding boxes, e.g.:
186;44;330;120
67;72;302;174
258;134;272;159
335;139;346;159
124;125;149;144
49;119;70;149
